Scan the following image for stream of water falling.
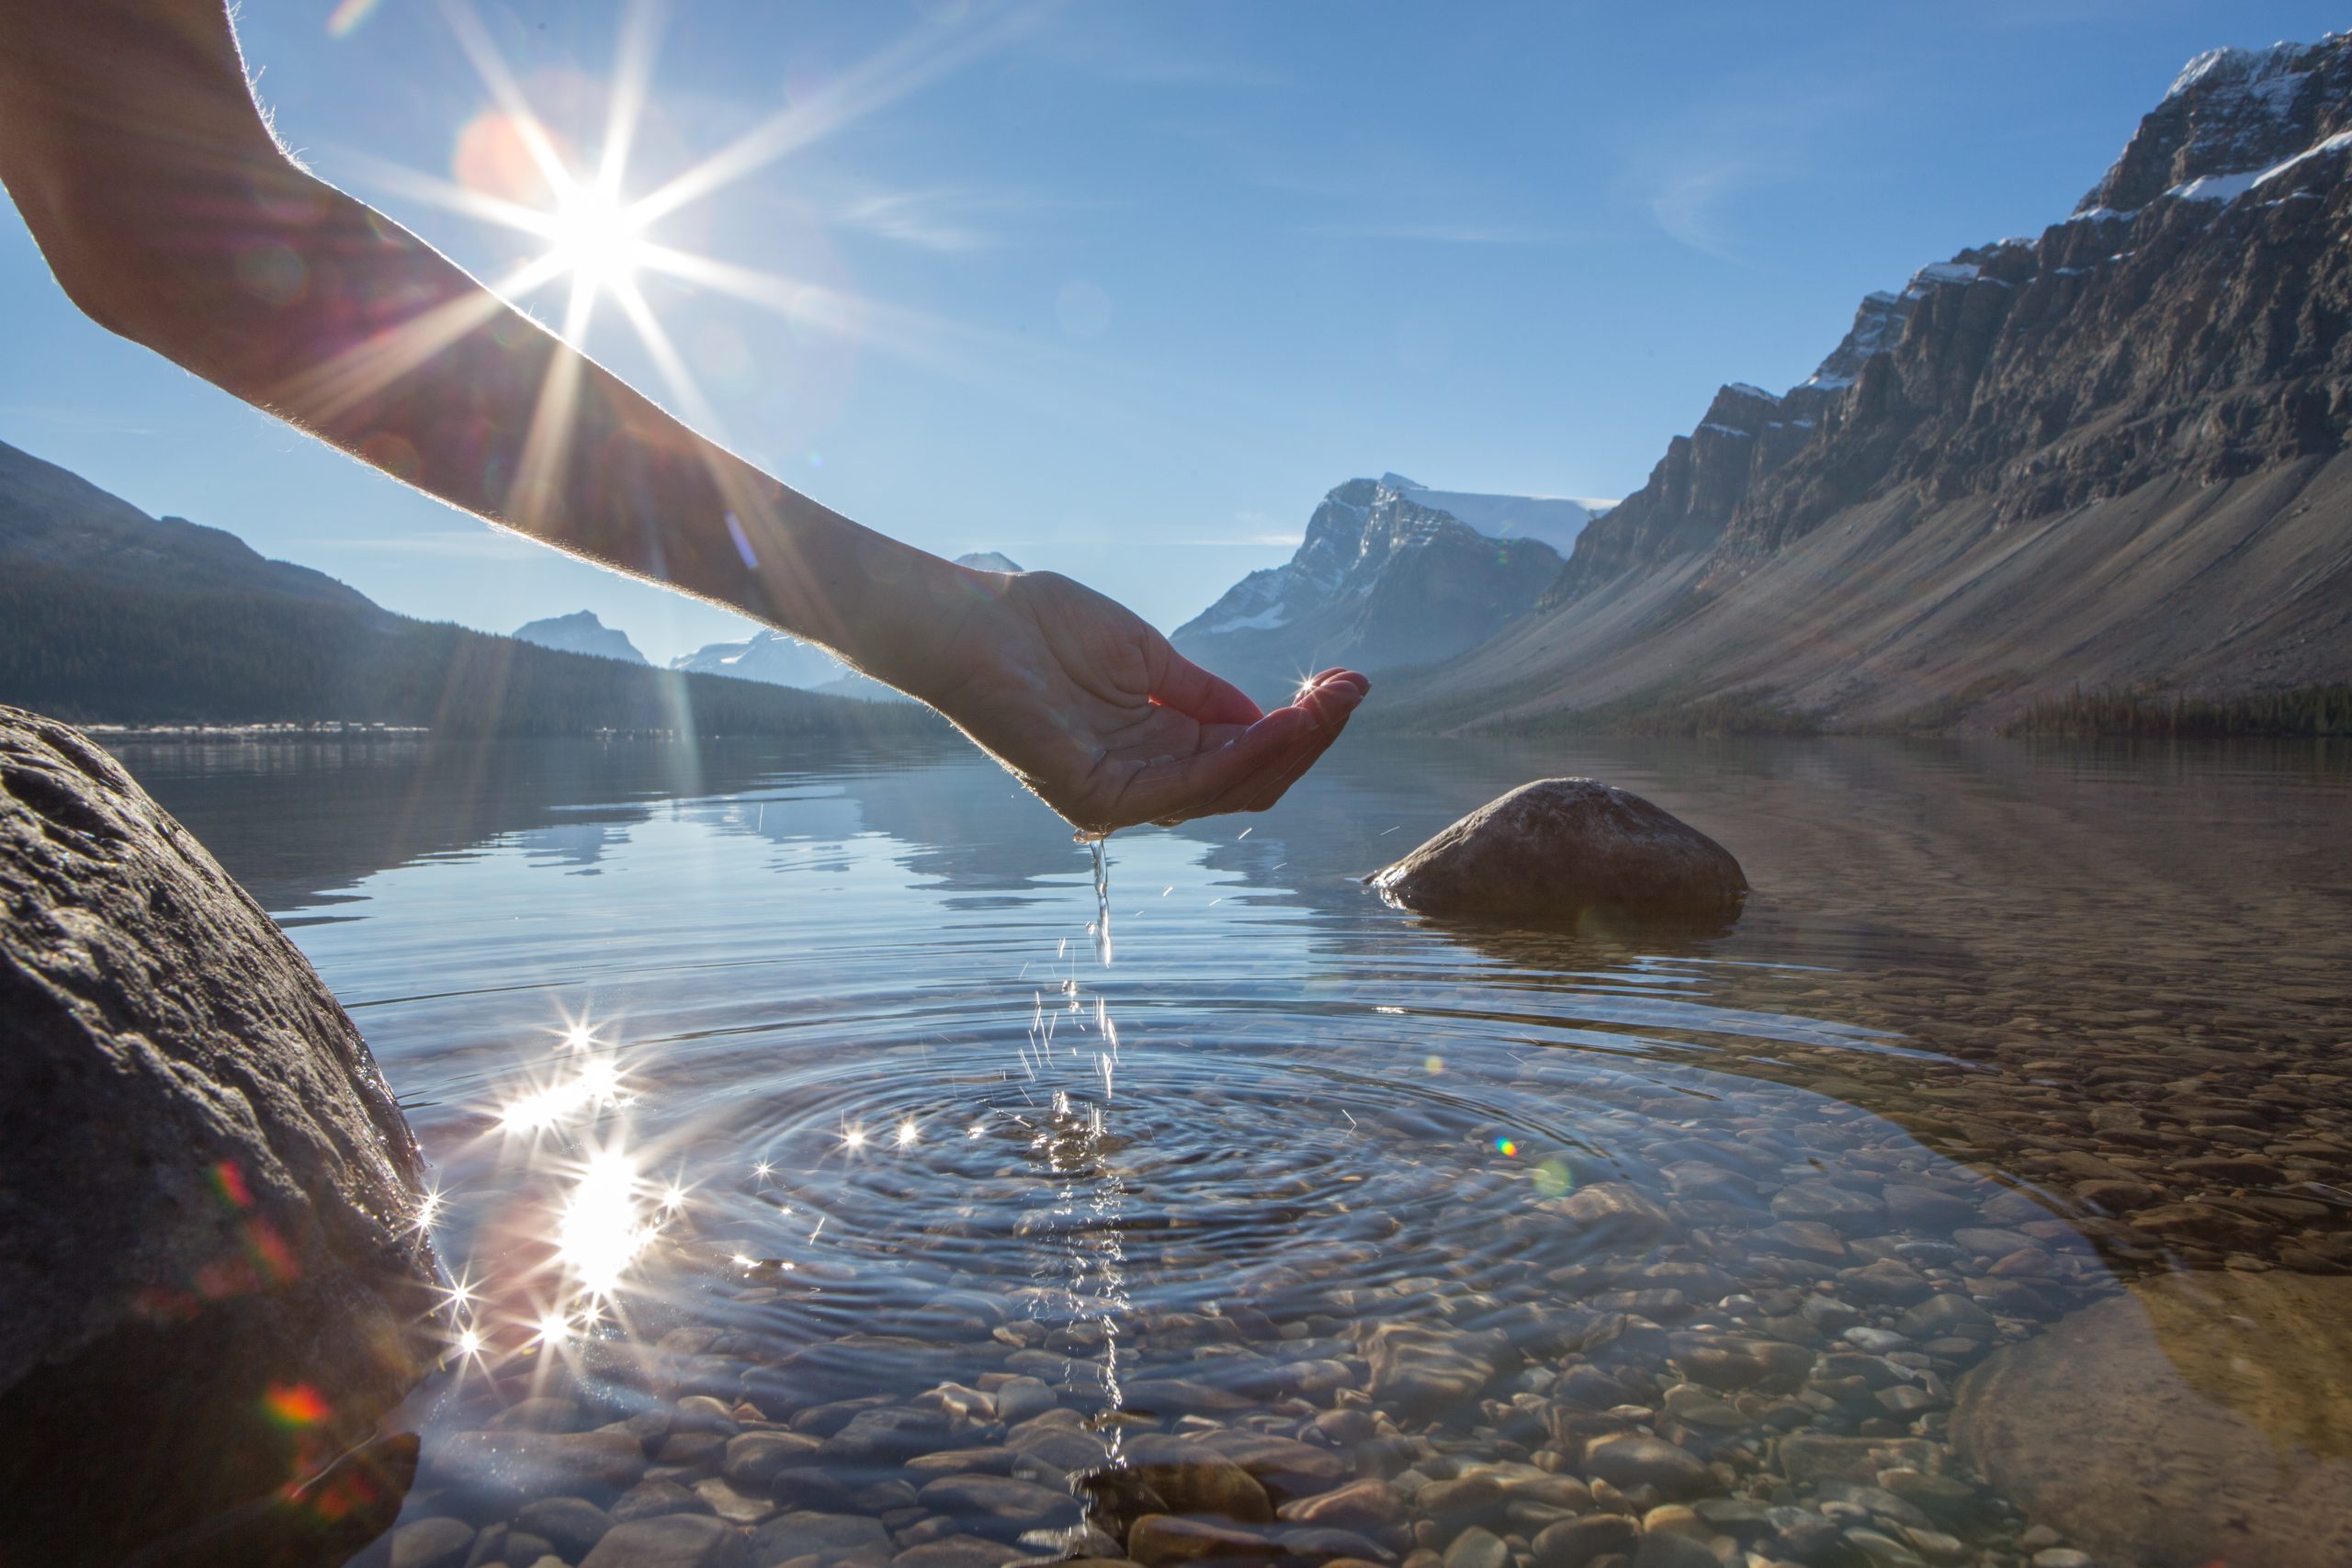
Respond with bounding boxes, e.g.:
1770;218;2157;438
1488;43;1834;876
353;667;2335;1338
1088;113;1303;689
999;834;1139;1545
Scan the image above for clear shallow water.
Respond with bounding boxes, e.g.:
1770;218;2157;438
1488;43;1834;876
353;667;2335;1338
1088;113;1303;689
111;735;2352;1568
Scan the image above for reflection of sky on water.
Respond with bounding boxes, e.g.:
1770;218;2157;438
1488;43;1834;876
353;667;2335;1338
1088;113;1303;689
188;742;1963;1368
100;734;2352;1567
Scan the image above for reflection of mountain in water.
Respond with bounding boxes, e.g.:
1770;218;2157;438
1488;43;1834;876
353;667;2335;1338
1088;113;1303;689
107;737;953;913
516;819;630;874
112;736;1119;917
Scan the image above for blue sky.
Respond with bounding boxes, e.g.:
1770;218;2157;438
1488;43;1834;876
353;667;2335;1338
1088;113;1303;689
2;0;2340;663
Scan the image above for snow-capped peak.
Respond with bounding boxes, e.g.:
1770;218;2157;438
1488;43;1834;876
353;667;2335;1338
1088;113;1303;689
671;626;846;690
2168;41;2308;102
2079;30;2352;217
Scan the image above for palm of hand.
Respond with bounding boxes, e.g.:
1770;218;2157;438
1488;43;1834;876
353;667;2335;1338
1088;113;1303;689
931;571;1366;835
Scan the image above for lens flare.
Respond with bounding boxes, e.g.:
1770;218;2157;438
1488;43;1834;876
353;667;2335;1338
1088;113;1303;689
558;1149;653;1299
546;182;650;293
498;1055;627;1133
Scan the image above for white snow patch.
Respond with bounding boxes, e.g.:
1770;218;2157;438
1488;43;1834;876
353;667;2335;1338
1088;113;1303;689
2142;126;2352;210
2172;169;2265;203
1204;604;1292;635
1724;382;1779;402
2254;126;2352;188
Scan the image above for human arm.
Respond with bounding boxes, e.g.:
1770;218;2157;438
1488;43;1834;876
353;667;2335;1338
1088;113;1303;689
0;0;1364;832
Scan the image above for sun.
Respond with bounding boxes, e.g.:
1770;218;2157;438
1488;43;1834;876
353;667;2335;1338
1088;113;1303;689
303;0;1050;460
545;181;650;295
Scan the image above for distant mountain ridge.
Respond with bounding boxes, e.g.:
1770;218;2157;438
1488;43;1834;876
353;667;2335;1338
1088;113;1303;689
0;438;942;739
1172;478;1568;705
0;445;374;610
1378;30;2352;733
514;610;648;665
672;626;846;689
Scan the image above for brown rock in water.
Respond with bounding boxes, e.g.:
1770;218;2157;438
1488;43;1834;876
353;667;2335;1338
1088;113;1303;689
1578;1434;1713;1499
1365;1322;1510;1421
1367;780;1745;920
0;707;437;1563
1125;1435;1275;1523
1191;1428;1351;1505
1952;1270;2352;1568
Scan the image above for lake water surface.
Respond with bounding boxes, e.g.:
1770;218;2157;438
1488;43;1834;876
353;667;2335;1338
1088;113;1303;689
114;734;2352;1568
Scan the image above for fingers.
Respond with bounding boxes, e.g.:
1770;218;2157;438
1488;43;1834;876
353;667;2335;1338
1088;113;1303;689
1148;645;1264;728
1214;671;1366;815
1118;706;1311;826
1297;668;1371;702
1134;669;1368;826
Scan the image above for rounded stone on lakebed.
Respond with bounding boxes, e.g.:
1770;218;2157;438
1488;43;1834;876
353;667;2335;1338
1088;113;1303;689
1367;778;1747;920
1952;1270;2352;1568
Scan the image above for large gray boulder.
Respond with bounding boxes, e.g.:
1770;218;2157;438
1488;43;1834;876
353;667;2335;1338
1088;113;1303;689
1367;778;1747;919
0;707;437;1562
1953;1270;2352;1568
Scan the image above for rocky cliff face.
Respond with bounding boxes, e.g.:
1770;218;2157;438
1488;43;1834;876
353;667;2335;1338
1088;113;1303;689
1550;379;1831;599
2079;39;2352;215
1173;479;1563;705
1396;31;2352;731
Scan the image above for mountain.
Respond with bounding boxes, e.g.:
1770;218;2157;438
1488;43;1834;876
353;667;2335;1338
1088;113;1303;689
0;441;376;610
513;610;648;665
671;553;1023;697
1376;473;1605;556
1172;478;1566;705
1379;32;2352;734
672;626;847;689
0;438;942;739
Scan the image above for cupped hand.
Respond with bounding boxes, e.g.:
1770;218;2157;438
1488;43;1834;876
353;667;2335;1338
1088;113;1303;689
922;569;1367;835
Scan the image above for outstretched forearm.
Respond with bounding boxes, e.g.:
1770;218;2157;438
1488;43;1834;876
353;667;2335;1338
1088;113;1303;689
0;0;986;696
107;161;987;695
0;0;1372;831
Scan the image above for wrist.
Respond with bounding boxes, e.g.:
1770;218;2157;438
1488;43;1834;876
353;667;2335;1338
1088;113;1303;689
828;538;1008;705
